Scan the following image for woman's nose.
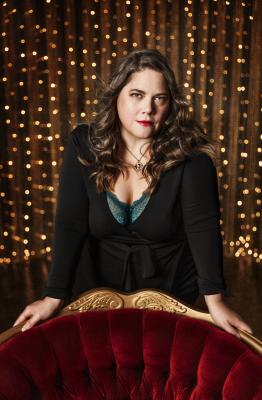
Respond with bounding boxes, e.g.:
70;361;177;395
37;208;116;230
142;98;154;113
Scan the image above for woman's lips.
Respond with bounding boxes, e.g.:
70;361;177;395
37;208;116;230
136;121;153;127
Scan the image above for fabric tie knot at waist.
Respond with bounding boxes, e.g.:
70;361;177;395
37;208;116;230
98;231;185;292
122;242;158;291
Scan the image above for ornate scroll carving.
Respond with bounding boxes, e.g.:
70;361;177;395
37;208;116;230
129;292;188;313
63;288;208;321
67;291;124;312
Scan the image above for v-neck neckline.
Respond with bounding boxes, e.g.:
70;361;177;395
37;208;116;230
102;167;170;230
104;188;155;228
107;191;147;207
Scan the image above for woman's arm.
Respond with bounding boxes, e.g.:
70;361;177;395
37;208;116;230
180;151;227;295
42;125;90;300
180;151;253;337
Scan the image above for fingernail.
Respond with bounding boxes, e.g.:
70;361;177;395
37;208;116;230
21;326;27;332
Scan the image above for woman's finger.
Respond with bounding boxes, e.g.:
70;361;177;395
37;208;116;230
21;313;40;332
223;322;240;338
235;321;253;334
13;309;32;327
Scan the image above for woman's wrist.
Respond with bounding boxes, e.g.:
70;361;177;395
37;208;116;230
204;293;223;308
43;296;65;306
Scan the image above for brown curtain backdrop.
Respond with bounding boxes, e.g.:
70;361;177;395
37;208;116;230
0;0;261;267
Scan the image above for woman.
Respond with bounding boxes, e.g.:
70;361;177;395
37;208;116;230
14;48;252;338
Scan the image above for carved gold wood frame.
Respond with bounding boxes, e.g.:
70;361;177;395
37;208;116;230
1;287;262;357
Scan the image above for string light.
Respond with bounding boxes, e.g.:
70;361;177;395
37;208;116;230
0;0;261;266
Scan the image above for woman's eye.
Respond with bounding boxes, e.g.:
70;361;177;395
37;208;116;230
130;93;167;102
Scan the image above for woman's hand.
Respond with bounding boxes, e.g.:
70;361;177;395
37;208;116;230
204;294;253;339
13;297;65;332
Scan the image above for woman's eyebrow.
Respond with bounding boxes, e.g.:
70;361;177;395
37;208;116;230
129;89;168;96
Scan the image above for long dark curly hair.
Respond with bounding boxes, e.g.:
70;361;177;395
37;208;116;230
77;48;220;196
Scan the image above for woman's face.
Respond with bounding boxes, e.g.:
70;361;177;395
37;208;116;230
116;68;170;142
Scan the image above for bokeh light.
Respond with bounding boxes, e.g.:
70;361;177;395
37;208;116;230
0;0;261;265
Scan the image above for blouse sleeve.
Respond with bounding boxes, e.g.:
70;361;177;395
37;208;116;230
41;125;90;300
180;151;228;296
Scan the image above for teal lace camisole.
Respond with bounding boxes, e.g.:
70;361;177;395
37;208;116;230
106;191;150;225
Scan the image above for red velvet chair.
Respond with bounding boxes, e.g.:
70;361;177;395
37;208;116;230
0;288;262;399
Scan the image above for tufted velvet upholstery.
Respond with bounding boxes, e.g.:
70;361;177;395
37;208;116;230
0;308;262;399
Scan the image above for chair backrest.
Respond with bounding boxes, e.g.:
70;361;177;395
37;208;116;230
0;288;261;400
60;287;262;356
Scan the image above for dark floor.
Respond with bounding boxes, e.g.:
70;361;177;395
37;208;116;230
1;255;261;340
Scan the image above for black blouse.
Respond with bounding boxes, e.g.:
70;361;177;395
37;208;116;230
42;123;228;305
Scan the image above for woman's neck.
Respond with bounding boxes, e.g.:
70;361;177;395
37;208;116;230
119;137;152;163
